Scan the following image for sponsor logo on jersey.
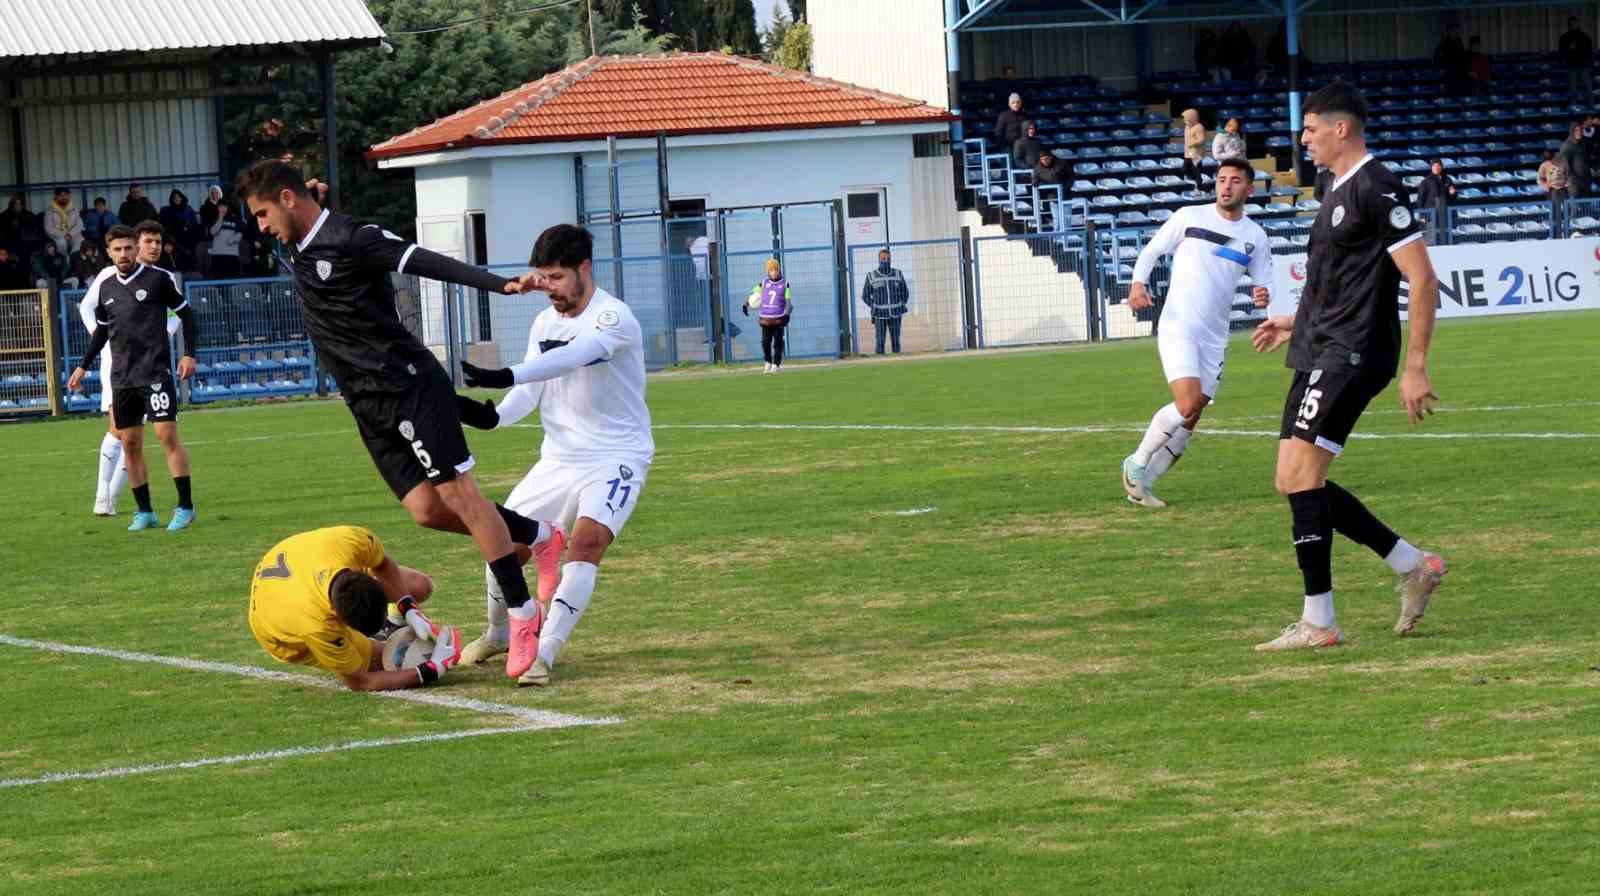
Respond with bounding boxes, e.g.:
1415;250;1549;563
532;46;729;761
1389;206;1413;229
1290;260;1308;281
619;464;634;481
1331;206;1346;227
135;289;148;302
399;420;415;440
597;309;620;328
316;259;333;281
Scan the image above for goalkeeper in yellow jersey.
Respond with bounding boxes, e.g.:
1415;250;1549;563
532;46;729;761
248;526;461;691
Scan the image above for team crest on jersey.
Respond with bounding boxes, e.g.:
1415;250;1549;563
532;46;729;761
1331;206;1346;227
1389;206;1413;229
316;260;333;280
399;420;415;440
619;464;634;481
135;288;148;302
1309;369;1322;385
597;309;620;328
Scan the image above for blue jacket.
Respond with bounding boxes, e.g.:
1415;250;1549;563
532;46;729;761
81;208;117;242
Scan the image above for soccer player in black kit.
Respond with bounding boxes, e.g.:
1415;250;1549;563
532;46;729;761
1251;83;1448;651
67;224;199;532
234;161;551;681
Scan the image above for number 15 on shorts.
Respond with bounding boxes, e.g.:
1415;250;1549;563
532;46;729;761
605;477;633;512
1295;387;1324;429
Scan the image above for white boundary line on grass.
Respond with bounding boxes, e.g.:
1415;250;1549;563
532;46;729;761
645;423;1600;440
0;634;619;788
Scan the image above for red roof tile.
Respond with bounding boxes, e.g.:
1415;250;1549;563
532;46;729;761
368;53;954;161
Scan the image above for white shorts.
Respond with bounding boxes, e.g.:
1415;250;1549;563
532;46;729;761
99;351;113;412
503;456;649;540
1157;326;1226;398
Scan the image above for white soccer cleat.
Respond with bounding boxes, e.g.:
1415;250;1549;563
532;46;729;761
460;633;508;665
1394;552;1446;636
1121;455;1149;503
1254;620;1344;652
517;657;553;687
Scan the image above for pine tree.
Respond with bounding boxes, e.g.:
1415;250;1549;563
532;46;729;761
706;0;760;54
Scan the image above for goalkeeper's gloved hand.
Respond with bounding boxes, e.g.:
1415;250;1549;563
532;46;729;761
396;595;437;641
417;625;462;685
455;394;500;430
462;361;514;389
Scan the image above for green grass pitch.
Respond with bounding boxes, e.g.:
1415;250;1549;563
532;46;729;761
3;311;1598;895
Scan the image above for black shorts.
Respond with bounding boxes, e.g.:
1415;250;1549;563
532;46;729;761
111;376;178;429
1279;367;1391;456
346;364;475;500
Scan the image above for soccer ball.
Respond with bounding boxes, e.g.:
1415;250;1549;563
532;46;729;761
746;294;762;310
381;628;435;671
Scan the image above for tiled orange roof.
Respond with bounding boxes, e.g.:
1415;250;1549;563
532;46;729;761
368;53;955;161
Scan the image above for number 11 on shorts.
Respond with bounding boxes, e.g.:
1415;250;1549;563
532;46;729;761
605;477;632;511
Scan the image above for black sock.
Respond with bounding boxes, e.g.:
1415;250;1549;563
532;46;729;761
1325;480;1398;558
489;552;533;609
1288;488;1333;596
132;484;153;513
494;504;540;546
174;475;193;510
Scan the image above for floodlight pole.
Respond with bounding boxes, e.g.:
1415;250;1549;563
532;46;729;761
1286;1;1304;184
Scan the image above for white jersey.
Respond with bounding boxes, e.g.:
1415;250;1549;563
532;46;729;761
515;288;654;465
1130;203;1272;347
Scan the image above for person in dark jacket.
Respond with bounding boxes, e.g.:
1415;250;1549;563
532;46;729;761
1560;123;1590;198
159;189;202;253
1013;121;1043;168
199;185;225;233
995;93;1026;152
1034;151;1064;186
0;246;29;290
1435;24;1468;96
1415;160;1455;232
861;247;910;355
31;239;76;288
81;197;117;247
117;183;158;229
1560;17;1595;105
70;239;109;284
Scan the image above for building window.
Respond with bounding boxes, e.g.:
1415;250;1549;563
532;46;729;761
469;212;491;341
913;133;949;158
846;191;881;219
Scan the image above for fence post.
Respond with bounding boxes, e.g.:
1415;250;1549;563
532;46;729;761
831;199;850;357
441;282;459;387
1084;218;1102;342
40;288;63;416
959;225;978;350
707;239;725;364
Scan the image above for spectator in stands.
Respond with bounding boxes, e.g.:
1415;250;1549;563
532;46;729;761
1435;24;1468;96
1181;109;1207;192
163;236;195;275
0;246;27;290
1034;150;1064;187
995;93;1026;152
1000;64;1017;80
208;200;244;278
70;239;108;284
1539;148;1570;218
1212;118;1245;161
44;188;83;256
1416;160;1456;230
31;240;75;289
1466;36;1493;96
1220;22;1257;82
1584;114;1600;193
117;183;158;229
160;189;202;254
81;197;116;248
200;185;225;233
1560;122;1590;198
861;247;910;355
1013;121;1043;168
1559;17;1595;105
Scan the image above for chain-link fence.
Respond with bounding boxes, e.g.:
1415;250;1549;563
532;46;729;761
0;288;58;415
846;239;968;355
972;232;1094;347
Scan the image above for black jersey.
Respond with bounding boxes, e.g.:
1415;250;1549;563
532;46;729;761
1287;155;1424;376
90;264;187;388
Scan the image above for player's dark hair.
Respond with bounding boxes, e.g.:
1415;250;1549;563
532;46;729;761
530;224;594;268
1216;157;1255;180
1303;82;1368;129
329;570;388;636
133;220;165;242
235;159;312;203
104;224;136;245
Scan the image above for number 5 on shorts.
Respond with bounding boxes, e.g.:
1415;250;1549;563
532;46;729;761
605;477;633;511
1294;388;1324;430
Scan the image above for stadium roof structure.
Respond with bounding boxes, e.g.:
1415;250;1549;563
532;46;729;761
950;0;1577;30
368;52;957;162
0;0;384;70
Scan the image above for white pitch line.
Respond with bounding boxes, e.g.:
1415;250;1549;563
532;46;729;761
0;634;620;729
0;726;536;789
647;423;1600;440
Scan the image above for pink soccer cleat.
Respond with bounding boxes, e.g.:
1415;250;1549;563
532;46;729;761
505;601;546;679
1395;552;1447;636
532;523;567;603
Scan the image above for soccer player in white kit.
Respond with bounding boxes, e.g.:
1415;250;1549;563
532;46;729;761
1121;158;1273;507
456;224;655;686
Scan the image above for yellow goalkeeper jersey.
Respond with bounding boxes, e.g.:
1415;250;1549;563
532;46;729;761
248;526;384;675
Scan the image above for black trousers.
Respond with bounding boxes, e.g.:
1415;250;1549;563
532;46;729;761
761;322;786;366
1182;158;1204;190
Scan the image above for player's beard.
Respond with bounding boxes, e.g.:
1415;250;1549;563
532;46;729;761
1218;194;1247;212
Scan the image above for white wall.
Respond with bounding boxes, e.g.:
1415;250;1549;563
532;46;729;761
810;0;951;109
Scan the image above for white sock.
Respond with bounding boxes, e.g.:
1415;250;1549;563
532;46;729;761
483;564;509;642
1302;591;1335;629
1133;403;1186;466
97;432;122;493
1384;539;1423;575
538;561;597;667
531;522;554;547
1145;426;1193;485
109;459;129;501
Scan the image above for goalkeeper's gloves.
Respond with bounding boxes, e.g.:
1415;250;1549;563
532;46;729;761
417;625;462;685
396;595;437;641
462;360;514;389
456;394;500;430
